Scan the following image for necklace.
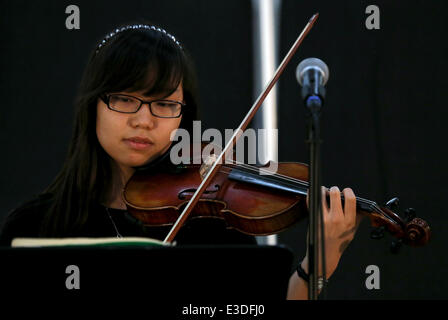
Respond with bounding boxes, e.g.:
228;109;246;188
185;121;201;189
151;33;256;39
106;207;123;238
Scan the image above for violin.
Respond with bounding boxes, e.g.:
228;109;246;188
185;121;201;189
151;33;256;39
123;149;431;248
122;13;430;247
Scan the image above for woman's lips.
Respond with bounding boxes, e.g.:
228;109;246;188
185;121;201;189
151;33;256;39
123;138;153;150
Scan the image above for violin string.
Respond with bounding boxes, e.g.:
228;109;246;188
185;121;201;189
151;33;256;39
222;159;379;208
197;154;309;186
191;154;301;184
220;160;389;218
198;154;374;206
196;155;380;209
192;157;400;224
190;155;379;208
227;160;308;185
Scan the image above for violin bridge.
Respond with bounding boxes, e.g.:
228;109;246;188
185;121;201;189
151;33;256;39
199;154;219;180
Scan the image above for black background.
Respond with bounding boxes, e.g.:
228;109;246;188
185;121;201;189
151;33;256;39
0;0;446;299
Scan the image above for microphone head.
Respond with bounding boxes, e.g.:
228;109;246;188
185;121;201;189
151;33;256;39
296;57;330;85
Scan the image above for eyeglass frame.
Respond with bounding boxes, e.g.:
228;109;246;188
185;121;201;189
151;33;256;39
99;93;186;118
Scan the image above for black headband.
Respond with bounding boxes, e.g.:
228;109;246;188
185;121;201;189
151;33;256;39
95;24;182;54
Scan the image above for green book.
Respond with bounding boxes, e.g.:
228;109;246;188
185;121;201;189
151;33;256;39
11;237;172;248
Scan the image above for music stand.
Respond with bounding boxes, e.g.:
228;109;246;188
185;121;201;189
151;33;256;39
0;244;294;300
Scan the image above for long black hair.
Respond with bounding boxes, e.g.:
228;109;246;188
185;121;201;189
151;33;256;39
40;22;199;236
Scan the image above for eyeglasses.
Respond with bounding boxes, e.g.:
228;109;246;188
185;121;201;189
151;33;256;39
100;93;185;118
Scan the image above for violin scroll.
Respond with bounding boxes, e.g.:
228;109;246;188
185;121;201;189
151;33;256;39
404;217;431;247
368;201;431;249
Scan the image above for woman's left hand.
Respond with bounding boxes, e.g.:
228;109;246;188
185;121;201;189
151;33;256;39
302;186;362;278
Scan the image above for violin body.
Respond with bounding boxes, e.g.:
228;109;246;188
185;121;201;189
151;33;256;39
123;155;430;246
124;162;310;235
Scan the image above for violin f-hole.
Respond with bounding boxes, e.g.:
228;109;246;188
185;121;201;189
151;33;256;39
178;184;221;200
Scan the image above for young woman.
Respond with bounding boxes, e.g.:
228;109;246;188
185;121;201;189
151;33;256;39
0;23;360;299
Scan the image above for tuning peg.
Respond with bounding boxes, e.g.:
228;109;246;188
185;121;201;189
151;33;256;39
390;239;403;254
403;208;416;223
370;226;386;240
385;197;400;210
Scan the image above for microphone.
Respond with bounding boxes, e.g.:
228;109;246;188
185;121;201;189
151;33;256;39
296;57;329;107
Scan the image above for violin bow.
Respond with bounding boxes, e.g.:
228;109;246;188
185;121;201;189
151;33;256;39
164;13;320;243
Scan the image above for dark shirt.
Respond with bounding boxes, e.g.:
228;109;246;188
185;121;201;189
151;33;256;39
0;195;257;246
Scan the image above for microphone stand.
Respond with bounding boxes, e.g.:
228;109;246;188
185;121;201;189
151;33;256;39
303;81;327;300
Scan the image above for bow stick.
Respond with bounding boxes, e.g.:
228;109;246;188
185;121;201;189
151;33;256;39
164;13;319;243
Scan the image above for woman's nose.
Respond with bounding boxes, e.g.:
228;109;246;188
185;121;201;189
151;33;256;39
130;103;157;129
